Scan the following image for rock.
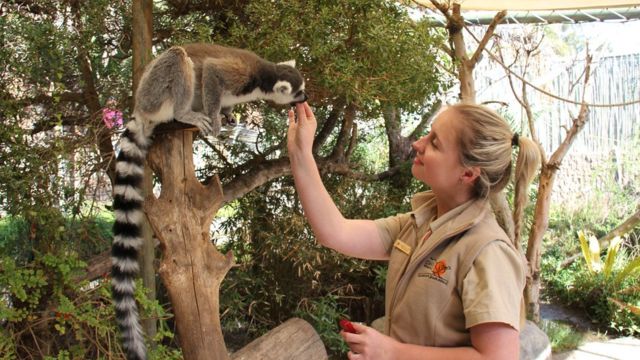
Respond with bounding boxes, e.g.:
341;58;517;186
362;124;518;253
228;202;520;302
520;320;552;360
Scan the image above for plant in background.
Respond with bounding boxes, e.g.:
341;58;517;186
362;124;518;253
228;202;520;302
0;253;178;359
574;230;640;335
294;294;350;357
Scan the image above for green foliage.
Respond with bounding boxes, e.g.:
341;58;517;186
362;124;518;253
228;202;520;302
218;175;408;357
2;0;443;357
213;0;447;114
544;230;640;336
540;319;589;353
542;128;640;336
294;295;350;356
0;252;178;359
0;212;113;263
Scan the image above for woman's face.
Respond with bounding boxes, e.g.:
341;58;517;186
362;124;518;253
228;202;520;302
411;108;467;194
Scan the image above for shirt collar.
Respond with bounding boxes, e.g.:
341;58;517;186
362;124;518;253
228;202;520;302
409;191;489;232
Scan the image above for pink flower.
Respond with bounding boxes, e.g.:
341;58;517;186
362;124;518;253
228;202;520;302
102;105;123;129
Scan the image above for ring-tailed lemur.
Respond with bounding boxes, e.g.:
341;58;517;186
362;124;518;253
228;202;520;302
111;43;307;360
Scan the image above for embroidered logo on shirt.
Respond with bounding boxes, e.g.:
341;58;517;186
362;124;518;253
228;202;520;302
432;259;448;277
418;257;452;285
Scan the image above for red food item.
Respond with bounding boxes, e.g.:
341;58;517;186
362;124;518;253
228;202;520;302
339;319;357;333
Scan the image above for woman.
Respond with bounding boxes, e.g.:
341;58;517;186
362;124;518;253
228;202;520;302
287;102;541;359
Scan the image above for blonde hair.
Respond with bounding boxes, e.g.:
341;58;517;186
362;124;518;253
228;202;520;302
449;103;541;244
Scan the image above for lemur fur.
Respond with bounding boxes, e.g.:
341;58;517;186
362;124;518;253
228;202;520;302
111;43;306;360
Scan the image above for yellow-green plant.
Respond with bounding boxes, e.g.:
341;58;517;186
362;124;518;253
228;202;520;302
578;230;640;316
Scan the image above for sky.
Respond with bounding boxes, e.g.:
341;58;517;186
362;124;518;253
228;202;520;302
573;20;640;55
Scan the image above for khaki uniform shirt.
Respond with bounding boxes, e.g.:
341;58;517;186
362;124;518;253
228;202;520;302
374;191;525;347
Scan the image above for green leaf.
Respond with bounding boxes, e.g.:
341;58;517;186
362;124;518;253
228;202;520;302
578;231;595;273
603;236;622;278
614;256;640;286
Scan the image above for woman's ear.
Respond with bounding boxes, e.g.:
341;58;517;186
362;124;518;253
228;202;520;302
460;166;481;185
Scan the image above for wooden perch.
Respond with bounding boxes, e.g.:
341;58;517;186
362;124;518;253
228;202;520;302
145;128;234;360
231;318;327;360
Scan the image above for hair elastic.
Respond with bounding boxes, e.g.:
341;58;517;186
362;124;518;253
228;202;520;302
511;132;519;147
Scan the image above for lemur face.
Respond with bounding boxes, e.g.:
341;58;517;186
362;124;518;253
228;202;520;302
271;61;307;105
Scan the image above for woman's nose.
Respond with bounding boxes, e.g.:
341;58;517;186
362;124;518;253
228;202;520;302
412;137;425;152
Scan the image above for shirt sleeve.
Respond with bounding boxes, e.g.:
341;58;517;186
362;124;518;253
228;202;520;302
373;212;412;254
461;241;525;331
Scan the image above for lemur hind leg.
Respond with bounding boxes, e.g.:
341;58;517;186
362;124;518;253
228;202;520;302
201;60;225;136
164;47;217;137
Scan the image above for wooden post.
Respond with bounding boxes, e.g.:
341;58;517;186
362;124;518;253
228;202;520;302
231;318;327;360
145;128;234;360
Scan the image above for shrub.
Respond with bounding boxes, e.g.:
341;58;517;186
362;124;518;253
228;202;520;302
545;231;640;336
0;253;179;359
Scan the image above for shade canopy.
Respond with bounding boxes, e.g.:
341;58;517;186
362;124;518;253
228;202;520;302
412;0;639;11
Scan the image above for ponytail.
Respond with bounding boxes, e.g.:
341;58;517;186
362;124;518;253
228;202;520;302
512;136;542;248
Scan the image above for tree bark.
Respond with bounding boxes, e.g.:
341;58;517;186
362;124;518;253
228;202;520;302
525;100;590;322
145;129;234;360
231;318;327;360
132;0;157;343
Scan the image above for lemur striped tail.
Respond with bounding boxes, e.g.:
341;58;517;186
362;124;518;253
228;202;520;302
111;119;153;360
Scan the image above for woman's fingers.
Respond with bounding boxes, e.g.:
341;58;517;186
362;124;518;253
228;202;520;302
295;103;305;122
288;108;296;126
303;102;314;119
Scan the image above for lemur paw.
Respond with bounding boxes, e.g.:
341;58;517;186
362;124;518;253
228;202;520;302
178;112;220;137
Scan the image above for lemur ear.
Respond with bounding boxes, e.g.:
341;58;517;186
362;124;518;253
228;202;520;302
278;60;296;68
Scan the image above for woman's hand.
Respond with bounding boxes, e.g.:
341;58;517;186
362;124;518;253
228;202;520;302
340;323;399;360
287;102;317;157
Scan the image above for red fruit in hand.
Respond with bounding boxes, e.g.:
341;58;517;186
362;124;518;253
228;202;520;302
339;319;357;333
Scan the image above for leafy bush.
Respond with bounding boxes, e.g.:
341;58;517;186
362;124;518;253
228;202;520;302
0;252;178;359
217;175;404;358
544;231;640;336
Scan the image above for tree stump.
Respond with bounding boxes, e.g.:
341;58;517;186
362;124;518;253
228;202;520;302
231;318;328;360
145;128;234;360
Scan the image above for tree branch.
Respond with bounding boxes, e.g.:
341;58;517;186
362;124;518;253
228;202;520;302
469;10;506;67
427;0;453;24
345;122;358;161
548;54;592;167
314;100;345;154
30;115;90;134
221;154;411;204
329;103;357;162
222;158;291;202
318;160;408;182
409;100;441;139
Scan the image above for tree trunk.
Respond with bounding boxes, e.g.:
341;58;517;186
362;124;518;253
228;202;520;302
132;0;157;343
231;318;327;360
525;100;590;322
449;4;475;103
525;164;556;322
145;129;234;360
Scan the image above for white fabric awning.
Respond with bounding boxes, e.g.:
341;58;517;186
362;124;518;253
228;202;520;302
412;0;640;11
